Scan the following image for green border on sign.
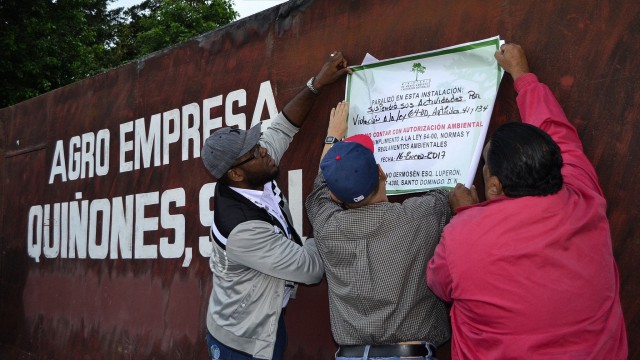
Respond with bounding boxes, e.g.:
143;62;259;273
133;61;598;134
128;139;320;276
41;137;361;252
345;36;502;196
346;37;502;104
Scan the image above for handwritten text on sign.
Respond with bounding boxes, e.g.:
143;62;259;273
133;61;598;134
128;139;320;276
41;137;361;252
346;37;503;194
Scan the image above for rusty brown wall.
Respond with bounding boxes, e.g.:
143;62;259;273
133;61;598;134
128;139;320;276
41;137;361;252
1;0;639;359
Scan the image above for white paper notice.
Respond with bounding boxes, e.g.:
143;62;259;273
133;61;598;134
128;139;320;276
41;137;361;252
346;36;504;195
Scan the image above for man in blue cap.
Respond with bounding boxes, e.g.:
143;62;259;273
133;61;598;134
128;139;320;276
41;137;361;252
306;101;454;360
201;52;350;360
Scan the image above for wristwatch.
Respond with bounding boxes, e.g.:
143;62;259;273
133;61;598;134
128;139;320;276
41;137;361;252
324;136;340;144
306;77;319;94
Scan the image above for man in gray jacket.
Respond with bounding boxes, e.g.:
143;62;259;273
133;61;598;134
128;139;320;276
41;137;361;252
201;52;351;360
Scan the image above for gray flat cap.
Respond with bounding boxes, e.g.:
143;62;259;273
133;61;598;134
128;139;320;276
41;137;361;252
202;124;262;179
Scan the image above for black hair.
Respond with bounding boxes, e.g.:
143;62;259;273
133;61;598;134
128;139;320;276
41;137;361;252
487;122;563;197
343;178;380;209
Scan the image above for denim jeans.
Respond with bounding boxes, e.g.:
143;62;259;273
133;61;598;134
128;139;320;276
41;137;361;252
335;343;438;360
206;312;288;360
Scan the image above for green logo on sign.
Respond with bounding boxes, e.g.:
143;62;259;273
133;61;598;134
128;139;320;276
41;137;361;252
411;63;426;81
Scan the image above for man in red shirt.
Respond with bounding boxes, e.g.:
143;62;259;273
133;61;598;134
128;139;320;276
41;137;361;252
427;43;627;359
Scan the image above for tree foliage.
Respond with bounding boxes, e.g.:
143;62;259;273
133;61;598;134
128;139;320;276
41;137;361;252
111;0;237;64
0;0;238;108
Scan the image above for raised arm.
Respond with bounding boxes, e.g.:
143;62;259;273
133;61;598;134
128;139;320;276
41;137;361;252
321;100;349;160
283;52;352;127
226;221;324;284
305;100;350;237
495;43;602;194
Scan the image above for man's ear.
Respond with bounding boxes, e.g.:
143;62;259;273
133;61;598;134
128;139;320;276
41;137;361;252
486;175;504;198
329;191;343;204
226;168;245;182
378;164;386;182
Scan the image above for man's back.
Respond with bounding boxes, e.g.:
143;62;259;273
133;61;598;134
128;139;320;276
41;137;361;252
440;185;626;358
306;174;451;346
427;71;627;359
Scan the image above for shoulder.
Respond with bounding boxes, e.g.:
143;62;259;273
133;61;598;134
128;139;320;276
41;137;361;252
446;196;517;237
215;198;272;236
400;189;450;216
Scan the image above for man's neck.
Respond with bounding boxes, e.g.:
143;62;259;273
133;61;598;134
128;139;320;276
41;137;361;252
228;181;265;192
368;192;389;205
345;190;388;209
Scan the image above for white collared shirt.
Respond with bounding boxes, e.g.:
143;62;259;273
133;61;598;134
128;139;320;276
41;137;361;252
229;182;289;238
229;181;292;307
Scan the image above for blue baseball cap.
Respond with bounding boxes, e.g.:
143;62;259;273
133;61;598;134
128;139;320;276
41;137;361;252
321;134;378;203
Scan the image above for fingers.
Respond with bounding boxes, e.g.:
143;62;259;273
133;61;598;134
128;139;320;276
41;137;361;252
328;50;344;62
495;43;518;60
499;43;521;53
327;51;345;69
326;101;348;139
338;66;353;76
470;185;479;203
449;183;466;202
333;101;349;122
327;51;352;74
494;42;529;80
315;50;350;88
449;183;480;211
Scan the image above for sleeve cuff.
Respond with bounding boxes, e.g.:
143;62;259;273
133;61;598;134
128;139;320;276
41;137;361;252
280;110;300;129
513;73;539;93
271;111;300;135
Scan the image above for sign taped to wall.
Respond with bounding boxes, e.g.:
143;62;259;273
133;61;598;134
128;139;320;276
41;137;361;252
346;36;504;194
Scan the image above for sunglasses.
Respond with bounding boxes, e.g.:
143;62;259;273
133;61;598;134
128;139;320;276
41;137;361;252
229;144;262;170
